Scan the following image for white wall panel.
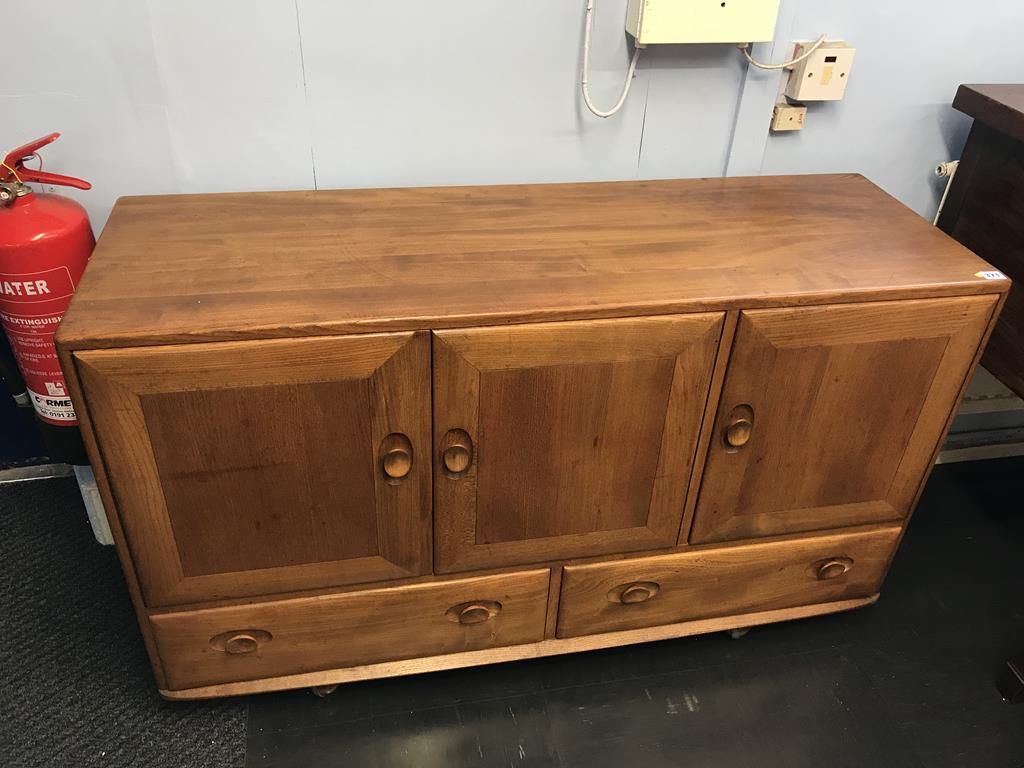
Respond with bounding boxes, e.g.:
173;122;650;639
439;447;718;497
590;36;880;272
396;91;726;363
146;0;313;193
295;0;652;188
3;0;1024;231
637;44;747;179
1;1;176;230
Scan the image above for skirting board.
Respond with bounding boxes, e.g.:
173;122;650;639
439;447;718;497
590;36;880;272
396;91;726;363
159;594;879;700
0;463;74;484
938;441;1024;464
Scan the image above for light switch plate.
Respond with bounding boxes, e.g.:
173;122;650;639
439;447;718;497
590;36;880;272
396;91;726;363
785;41;855;102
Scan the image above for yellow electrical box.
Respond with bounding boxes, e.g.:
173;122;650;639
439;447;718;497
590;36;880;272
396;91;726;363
626;0;781;45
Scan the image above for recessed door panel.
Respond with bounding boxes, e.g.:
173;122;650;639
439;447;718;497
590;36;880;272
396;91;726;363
474;357;676;543
434;314;724;572
76;332;432;606
690;296;997;544
141;380;379;576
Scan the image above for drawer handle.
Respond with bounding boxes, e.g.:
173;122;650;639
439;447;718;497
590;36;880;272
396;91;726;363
226;634;259;655
441;429;474;476
610;581;661;605
381;433;413;482
723;404;754;451
446;600;501;625
210;629;272;655
814;557;854;580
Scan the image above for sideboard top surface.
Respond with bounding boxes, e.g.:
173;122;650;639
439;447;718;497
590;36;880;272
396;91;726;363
58;174;1007;349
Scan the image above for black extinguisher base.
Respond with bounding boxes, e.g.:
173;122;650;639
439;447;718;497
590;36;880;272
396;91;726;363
37;420;89;466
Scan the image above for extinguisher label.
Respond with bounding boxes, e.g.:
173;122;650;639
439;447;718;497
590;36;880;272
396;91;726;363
26;386;77;422
0;266;80;426
0;266;75;302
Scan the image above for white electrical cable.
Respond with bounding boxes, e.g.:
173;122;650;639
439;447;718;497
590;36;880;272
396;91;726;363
739;34;828;70
933;160;960;226
581;0;640;118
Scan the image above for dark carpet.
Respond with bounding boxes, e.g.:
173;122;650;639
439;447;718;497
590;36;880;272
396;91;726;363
0;477;246;767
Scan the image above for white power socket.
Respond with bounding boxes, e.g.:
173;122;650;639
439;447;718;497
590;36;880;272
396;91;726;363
785;41;856;102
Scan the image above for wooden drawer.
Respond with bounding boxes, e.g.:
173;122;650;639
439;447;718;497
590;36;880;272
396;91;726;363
151;569;550;690
557;527;900;638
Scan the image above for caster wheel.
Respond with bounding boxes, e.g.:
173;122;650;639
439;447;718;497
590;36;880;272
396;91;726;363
728;627;750;640
311;684;338;698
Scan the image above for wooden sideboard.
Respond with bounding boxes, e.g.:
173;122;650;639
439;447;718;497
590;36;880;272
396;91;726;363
56;175;1009;699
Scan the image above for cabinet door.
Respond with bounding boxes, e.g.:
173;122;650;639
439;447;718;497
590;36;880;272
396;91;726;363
433;314;724;572
76;332;431;606
690;296;997;544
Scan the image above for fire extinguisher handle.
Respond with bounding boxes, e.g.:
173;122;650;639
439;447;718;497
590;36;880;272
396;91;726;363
4;132;60;165
15;167;92;191
2;132;92;190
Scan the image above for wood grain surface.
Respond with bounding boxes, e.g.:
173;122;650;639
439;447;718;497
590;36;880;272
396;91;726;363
56;175;1006;350
433;314;723;572
689;295;997;544
151;569;550;690
557;526;900;638
75;332;433;606
157;595;878;699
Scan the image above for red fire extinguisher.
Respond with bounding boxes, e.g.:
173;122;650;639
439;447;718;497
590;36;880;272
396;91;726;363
0;133;93;464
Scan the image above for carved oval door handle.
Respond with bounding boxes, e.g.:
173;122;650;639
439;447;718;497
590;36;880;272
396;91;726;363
381;433;413;481
609;581;661;605
225;633;259;655
723;404;755;450
813;557;854;580
725;419;753;448
210;629;272;655
446;600;502;625
441;429;474;475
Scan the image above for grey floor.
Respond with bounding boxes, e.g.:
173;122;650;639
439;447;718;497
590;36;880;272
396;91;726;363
0;476;246;768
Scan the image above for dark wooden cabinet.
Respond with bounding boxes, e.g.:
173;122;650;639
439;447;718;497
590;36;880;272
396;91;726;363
938;83;1024;397
56;175;1006;698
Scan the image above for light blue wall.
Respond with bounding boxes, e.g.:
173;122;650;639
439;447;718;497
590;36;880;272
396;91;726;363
3;0;1024;231
761;0;1024;217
